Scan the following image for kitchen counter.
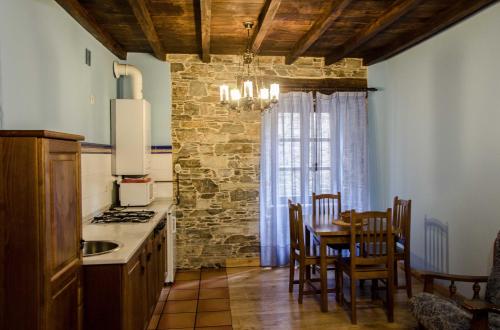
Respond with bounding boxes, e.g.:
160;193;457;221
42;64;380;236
82;199;174;265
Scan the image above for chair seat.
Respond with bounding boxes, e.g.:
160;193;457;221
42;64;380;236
409;292;500;330
338;257;389;272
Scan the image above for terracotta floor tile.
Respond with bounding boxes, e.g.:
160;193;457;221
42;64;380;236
200;278;228;289
163;300;198;314
168;289;199;301
175;270;201;281
159;288;171;301
173;279;200;290
200;270;227;280
197;299;230;312
195;311;232;327
199;288;229;300
157;313;196;329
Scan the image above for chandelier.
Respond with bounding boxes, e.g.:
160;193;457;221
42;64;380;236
219;22;280;111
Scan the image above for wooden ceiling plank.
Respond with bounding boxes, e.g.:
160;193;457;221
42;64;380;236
128;0;165;61
325;0;423;65
285;0;353;65
250;0;281;54
364;0;498;65
55;0;126;59
200;0;212;63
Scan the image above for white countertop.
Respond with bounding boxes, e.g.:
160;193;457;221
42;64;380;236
82;199;174;265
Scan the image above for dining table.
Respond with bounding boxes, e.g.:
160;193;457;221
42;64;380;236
303;213;397;313
303;213;352;312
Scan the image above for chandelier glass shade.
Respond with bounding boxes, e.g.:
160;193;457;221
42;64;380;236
219;22;280;111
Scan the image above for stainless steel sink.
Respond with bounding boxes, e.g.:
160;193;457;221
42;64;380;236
82;240;120;257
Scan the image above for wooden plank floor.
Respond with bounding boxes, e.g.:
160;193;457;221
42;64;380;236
227;267;419;329
150;267;420;329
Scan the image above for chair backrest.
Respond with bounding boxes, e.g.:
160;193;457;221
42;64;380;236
393;196;411;247
349;209;394;268
288;200;305;257
312;192;341;225
486;231;500;305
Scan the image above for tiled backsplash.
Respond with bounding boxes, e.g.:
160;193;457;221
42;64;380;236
81;154;115;219
81;153;173;219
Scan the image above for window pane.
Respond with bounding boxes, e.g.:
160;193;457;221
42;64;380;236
317;170;331;194
279;141;301;168
279;112;301;139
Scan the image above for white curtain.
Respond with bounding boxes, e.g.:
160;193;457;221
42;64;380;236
315;92;369;212
260;92;314;266
259;91;369;267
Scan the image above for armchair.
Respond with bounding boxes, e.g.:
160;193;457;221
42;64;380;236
409;231;500;330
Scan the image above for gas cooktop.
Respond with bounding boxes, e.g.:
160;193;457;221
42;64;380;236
91;208;156;224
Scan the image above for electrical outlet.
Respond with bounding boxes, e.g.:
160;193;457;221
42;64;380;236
90;95;95;105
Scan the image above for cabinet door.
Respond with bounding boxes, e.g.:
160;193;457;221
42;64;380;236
146;235;158;315
158;229;167;288
42;139;82;330
124;250;148;330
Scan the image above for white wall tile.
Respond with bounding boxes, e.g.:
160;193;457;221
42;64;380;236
154;182;173;198
149;153;172;181
81;154;115;219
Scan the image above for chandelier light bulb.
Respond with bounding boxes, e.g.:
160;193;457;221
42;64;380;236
230;88;241;102
243;80;253;98
219;84;229;103
260;88;270;100
270;83;280;101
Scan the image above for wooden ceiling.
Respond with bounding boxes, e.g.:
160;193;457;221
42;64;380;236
56;0;498;65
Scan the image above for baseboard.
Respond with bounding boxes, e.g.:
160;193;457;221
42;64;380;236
225;257;260;268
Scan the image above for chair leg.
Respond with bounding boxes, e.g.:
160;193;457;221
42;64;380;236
404;257;412;298
387;274;395;323
298;261;305;304
394;259;399;287
289;253;295;293
312;243;317;275
335;262;340;303
350;277;357;324
338;268;344;307
371;279;379;300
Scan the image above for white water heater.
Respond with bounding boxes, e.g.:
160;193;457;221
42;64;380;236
111;99;151;175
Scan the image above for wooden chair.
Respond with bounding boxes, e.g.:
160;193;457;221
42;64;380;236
393;196;412;298
338;209;395;324
288;200;337;304
410;230;500;330
311;193;345;273
312;192;341;225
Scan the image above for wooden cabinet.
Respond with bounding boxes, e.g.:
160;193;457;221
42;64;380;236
83;220;167;330
124;247;148;330
0;130;84;330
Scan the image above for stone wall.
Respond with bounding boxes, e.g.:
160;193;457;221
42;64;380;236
167;54;366;269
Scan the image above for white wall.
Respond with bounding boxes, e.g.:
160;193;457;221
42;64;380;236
0;0;118;144
368;2;500;275
119;53;172;146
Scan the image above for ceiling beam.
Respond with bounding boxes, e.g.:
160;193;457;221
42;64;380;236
324;0;422;66
250;0;281;54
55;0;126;60
128;0;165;61
200;0;212;63
285;0;353;65
364;0;498;65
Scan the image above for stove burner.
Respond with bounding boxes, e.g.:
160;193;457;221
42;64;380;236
91;209;155;224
